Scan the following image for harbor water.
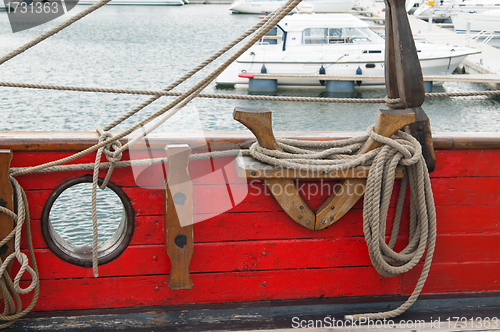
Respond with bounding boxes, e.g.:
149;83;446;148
1;4;500;133
1;4;500;245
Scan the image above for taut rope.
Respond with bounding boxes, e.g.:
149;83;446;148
3;81;500;103
249;127;437;321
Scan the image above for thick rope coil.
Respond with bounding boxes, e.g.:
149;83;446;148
0;177;39;329
249;127;436;321
344;128;436;321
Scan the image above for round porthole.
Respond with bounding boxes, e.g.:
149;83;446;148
41;175;134;267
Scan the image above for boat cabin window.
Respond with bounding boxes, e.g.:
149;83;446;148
303;28;329;44
302;27;383;44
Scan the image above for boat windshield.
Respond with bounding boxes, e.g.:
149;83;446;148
302;26;383;44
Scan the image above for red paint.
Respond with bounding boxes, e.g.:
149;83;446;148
238;73;255;79
7;149;500;312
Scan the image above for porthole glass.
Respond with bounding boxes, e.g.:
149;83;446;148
41;175;134;267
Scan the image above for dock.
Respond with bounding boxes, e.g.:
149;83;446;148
408;15;500;81
245;73;500;84
349;4;500;84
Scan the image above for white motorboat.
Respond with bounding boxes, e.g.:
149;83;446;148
229;0;355;14
413;0;500;22
216;13;480;89
451;9;500;33
78;0;185;5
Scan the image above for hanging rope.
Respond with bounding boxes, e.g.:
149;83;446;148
0;177;39;329
249;127;437;321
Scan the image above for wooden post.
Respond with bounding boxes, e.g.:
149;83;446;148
0;150;14;261
0;150;14;299
384;0;436;171
164;144;194;290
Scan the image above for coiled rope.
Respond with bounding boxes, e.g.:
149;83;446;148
0;177;39;329
249;126;437;321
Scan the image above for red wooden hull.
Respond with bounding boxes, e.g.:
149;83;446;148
2;132;500;312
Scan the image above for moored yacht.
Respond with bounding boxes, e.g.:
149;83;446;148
216;13;480;88
451;9;500;33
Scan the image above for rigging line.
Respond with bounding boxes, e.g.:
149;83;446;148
0;0;112;66
4;81;500;101
0;81;387;103
102;12;275;132
7;0;303;178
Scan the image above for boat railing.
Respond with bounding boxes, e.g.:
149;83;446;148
459;29;496;47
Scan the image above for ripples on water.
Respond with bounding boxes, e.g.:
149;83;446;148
1;5;500;133
50;184;123;246
1;5;500;245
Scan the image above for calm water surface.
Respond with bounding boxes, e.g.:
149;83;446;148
1;5;500;133
1;5;500;245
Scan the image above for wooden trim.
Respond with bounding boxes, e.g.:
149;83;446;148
0;131;499;151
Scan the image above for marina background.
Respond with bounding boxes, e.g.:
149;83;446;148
1;4;500;135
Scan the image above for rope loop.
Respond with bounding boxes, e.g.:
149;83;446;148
384;96;406;109
95;128;122;190
248;129;436;321
0;177;39;329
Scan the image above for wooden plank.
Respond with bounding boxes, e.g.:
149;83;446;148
23;267;402;311
18;233;500;280
22;202;500;251
432;177;500;206
236;156;406;179
20;260;500;311
12;152;242;190
23;176;500;221
403;261;500;295
2;131;500;152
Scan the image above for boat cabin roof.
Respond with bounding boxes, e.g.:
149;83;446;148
278;13;370;31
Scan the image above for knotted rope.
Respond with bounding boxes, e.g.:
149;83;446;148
249;127;437;321
0;177;39;329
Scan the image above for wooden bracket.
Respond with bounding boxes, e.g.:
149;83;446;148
164;144;194;290
234;107;415;230
234;107;316;230
315;108;415;229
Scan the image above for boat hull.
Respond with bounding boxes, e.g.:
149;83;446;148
3;131;500;312
452;10;500;33
77;0;185;5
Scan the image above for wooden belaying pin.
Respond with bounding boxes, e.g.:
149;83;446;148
163;144;194;290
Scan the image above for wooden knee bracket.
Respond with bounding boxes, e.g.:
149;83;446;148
164;144;194;290
234;107;415;230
